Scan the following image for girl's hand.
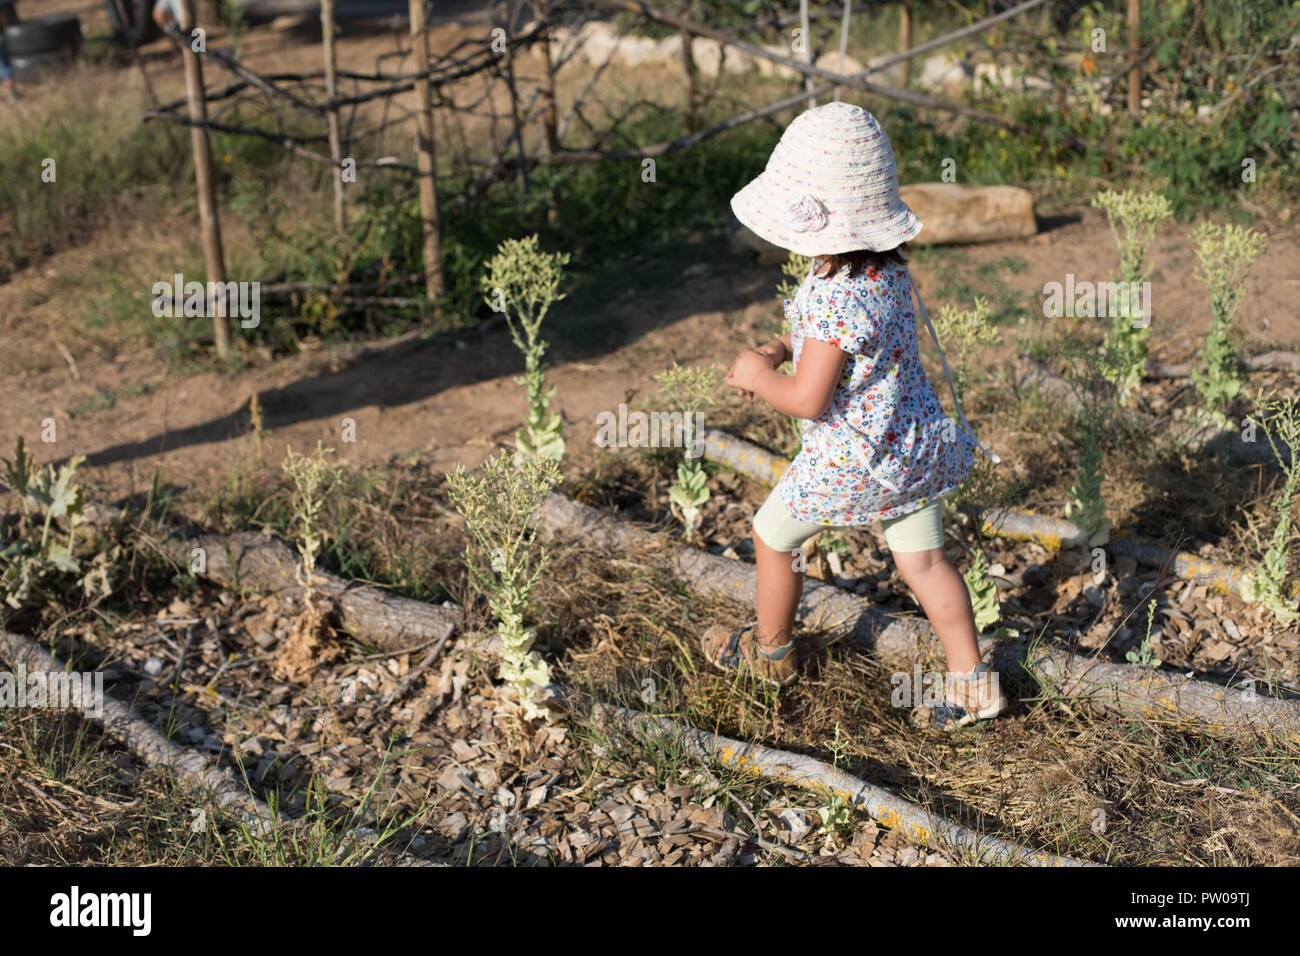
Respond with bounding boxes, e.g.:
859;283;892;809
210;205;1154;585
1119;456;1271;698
725;350;771;398
753;340;787;368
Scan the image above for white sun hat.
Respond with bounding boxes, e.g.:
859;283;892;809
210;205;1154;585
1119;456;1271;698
730;101;923;256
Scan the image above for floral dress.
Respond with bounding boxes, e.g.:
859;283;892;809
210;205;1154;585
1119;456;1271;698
779;260;975;526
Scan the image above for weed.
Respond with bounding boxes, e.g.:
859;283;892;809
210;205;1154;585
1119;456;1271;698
444;452;562;720
1240;390;1300;624
1091;190;1173;401
1190;223;1269;413
654;363;718;541
481;235;571;464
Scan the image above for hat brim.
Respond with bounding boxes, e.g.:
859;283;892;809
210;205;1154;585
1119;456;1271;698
730;170;924;257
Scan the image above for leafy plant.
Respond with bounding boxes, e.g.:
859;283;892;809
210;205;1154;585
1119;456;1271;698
481;235;571;464
934;297;1008;623
775;251;812;302
815;724;854;841
1061;342;1124;547
933;295;1001;413
1125;598;1164;669
1090;190;1173;401
1240;390;1300;624
654;363;717;541
444;451;562;720
1189;222;1269;412
962;548;1013;642
281;442;343;584
0;437;89;609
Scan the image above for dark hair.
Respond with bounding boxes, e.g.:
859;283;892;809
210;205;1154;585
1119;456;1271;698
814;245;908;280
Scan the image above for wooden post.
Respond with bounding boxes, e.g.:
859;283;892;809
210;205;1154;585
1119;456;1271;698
1127;0;1141;116
833;0;851;101
535;0;559;157
501;0;531;192
899;0;913;86
321;0;346;233
680;26;699;130
799;0;814;107
179;0;230;359
409;0;444;299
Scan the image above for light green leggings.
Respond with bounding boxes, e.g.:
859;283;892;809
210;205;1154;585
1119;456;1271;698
752;485;946;554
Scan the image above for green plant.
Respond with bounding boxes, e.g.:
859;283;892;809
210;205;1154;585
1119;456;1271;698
816;724;854;841
481;236;571;464
775;251;812;301
1189;222;1269;412
1090;190;1173;401
1125;598;1164;669
0;437;89;608
933;297;1009;622
933;295;1001;409
1061;342;1124;547
281;442;343;583
1240;390;1300;624
962;547;1013;642
653;363;718;541
444;452;562;720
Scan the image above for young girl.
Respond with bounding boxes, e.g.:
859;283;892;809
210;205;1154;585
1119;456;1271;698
705;101;1005;729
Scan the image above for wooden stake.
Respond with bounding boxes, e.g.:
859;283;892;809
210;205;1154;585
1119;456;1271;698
179;0;230;360
833;0;851;101
321;0;346;233
535;0;560;157
409;0;444;299
1127;0;1141;115
899;0;913;87
799;0;814;108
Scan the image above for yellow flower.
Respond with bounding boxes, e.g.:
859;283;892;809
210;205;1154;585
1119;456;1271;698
224;154;233;164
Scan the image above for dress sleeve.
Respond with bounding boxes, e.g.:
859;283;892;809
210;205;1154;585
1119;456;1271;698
799;275;880;355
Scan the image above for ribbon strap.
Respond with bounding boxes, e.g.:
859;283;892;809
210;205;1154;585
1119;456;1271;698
906;266;1001;466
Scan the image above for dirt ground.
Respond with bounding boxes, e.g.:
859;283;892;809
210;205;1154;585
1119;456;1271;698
4;5;1300;869
4;4;1298;501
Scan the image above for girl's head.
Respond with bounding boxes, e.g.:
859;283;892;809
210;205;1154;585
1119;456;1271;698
730;101;922;259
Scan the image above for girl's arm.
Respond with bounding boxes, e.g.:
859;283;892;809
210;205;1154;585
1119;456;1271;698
726;339;845;420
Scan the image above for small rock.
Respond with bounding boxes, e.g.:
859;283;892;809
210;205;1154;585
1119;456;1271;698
451;739;476;761
779;808;811;842
437;811;469;842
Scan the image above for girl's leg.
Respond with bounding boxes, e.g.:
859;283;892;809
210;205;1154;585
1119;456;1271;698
883;499;980;675
891;547;981;675
751;488;822;650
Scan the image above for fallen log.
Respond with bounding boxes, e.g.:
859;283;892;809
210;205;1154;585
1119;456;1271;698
589;701;1095;866
81;505;463;655
0;629;438;864
540;490;1300;744
1145;350;1300;380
